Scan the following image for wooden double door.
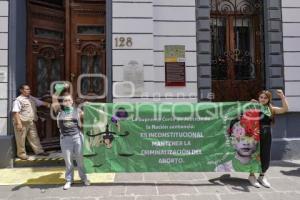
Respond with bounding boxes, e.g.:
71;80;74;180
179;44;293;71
210;0;264;101
27;0;106;149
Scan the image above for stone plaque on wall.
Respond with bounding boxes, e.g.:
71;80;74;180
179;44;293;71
165;45;186;86
123;60;144;96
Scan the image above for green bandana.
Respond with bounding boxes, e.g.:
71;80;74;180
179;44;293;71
261;105;272;117
64;106;74;114
55;83;65;95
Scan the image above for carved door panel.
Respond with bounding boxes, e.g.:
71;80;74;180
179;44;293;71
27;0;65;149
69;0;106;102
210;0;264;101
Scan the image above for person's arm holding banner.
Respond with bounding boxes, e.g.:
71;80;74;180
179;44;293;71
30;96;51;109
78;107;84;128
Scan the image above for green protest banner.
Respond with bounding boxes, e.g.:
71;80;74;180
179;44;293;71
83;102;263;173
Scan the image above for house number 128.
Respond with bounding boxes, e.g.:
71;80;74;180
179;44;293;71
115;37;133;48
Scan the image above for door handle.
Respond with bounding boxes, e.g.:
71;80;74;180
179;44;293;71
70;73;76;82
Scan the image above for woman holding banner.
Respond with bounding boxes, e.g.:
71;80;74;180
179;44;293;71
248;89;288;188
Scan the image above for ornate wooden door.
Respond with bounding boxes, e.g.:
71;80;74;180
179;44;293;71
210;0;264;101
27;0;65;149
68;0;106;102
27;0;106;150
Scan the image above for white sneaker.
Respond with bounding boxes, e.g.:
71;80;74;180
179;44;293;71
83;179;91;186
248;175;261;188
63;182;72;190
258;175;271;188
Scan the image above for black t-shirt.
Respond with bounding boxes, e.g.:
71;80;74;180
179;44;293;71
57;108;81;136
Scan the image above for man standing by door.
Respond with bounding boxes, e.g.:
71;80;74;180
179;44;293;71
12;84;50;160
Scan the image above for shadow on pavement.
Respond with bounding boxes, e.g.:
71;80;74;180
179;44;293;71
11;173;64;191
208;174;252;192
270;160;300;177
281;168;300;177
71;182;224;187
11;177;224;191
271;160;300;168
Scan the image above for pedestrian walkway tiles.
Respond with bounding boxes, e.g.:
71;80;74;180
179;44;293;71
0;167;115;185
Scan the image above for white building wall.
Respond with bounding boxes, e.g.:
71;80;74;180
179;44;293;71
0;0;8;136
282;0;300;111
112;0;197;103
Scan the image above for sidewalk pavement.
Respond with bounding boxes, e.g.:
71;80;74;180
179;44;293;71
0;160;300;200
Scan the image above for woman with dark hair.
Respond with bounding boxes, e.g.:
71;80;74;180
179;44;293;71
248;89;288;188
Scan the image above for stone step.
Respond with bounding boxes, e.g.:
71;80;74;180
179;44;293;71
14;151;64;168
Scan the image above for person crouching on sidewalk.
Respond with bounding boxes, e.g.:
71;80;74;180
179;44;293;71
52;85;90;190
12;84;50;160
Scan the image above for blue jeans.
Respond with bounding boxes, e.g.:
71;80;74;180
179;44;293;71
60;133;87;182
